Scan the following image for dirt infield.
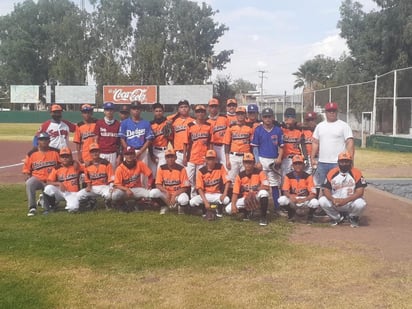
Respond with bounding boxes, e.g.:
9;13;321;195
1;140;411;263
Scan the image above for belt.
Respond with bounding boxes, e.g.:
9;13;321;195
230;152;244;156
176;150;183;153
214;143;224;147
154;146;167;151
287;154;297;158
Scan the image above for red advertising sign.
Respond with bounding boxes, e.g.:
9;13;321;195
103;85;157;104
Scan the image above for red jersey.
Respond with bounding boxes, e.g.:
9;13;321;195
114;161;152;188
282;127;302;158
22;147;60;182
150;117;170;148
207;115;228;145
196;163;230;194
48;164;82;192
74;120;97;162
155;163;190;193
94;119;121;154
186;121;212;164
224;124;253;153
84;159;114;186
233;168;269;198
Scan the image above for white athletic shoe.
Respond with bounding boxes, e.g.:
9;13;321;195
27;208;36;217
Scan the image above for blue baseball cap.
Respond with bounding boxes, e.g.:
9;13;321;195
103;102;115;110
247;104;258;113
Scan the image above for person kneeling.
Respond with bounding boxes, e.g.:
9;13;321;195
225;153;270;226
278;155;319;224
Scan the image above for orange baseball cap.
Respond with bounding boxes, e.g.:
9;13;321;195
292;155;304;164
51;104;63;112
206;149;217;158
226;98;237;105
194;104;206;111
208;98;219;106
325;102;338;111
165;148;176;156
89;143;100;152
235;106;246;113
243;153;254;162
60;147;72;156
338;151;352;161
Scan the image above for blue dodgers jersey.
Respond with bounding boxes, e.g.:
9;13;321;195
119;118;154;148
251;125;283;158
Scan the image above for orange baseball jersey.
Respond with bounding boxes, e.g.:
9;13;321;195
224;124;253;153
22;148;60;182
114;161;152;188
155;163;190;193
233;168;269;198
84;159;114;186
150;117;170;148
301;129;314;156
246;119;261;137
168;115;194;151
73;120;97;162
207;115;228;144
282;171;316;196
196;163;230;194
226;114;237;126
282;127;302;158
186;121;212;164
48;164;82;192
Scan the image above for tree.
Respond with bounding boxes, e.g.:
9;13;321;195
213;75;235;108
232;78;257;94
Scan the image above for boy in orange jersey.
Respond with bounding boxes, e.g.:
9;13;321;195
278;155;319;223
299;111;317;176
77;143;115;209
149;103;171;178
226;153;270;226
73;104;97;164
43;147;83;213
224;106;253;183
189;149;231;218
111;146;154;211
226;98;238;126
245;104;261;135
184;104;213;197
281;108;303;179
23;132;60;217
167;99;193;166
149;148;190;215
207;98;228;166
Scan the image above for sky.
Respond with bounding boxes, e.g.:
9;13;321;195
0;0;378;95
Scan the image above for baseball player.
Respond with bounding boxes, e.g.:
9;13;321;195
225;153;270;226
148;103;170;179
77;143;115;209
189;149;231;218
93;102;121;170
118;104;130;121
184;104;213;197
278;155;319;224
207;98;228;166
73;104;97;164
319;151;367;228
226;98;238;126
23;132;60;216
224;106;253;183
167;99;193;166
34;104;76;150
149;148;190;215
246;103;261;136
43;147;82;213
251;107;284;213
111;146;154;212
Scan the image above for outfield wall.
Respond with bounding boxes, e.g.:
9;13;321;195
366;135;412;152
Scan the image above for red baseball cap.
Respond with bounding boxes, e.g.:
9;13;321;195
325;102;338;111
305;112;317;120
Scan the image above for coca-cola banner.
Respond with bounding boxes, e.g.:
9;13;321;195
103;85;157;104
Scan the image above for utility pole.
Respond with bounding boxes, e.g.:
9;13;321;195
80;0;85;11
258;70;267;110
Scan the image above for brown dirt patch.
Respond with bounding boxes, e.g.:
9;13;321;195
0;140;32;184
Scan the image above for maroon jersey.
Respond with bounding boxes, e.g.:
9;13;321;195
94;119;121;154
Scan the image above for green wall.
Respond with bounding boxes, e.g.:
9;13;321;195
366;135;412;152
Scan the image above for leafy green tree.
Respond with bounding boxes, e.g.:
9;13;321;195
232;78;257;94
213;75;236;109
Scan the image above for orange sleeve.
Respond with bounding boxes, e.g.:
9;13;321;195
180;168;190;188
233;175;241;194
282;175;291;192
107;164;115;183
155;168;164;186
48;168;58;182
139;161;152;177
221;165;230;184
114;166;123;186
73;126;81;144
223;127;231;145
22;155;31;174
195;170;204;190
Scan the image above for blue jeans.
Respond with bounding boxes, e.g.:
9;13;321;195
315;162;337;187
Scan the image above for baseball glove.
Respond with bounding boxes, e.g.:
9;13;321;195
162;121;174;138
244;191;259;211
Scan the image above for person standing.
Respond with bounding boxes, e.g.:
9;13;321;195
93;102;121;170
246;103;261;136
207;98;228;166
118;104;130;121
73;104;97;164
311;102;354;187
226;98;238;126
251;107;284;213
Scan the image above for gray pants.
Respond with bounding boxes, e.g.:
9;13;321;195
25;176;45;209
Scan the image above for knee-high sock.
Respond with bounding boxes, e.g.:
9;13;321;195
260;197;268;218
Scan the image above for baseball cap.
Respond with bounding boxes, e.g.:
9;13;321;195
325;102;338;111
194;104;206;112
89;143;100;152
247;104;258;113
338;151;352;161
243;153;255;162
38;132;50;139
262;107;273;117
51;104;63;112
292;155;304;164
205;149;217;158
81;104;93;112
123;146;136;155
208;98;219;106
305;112;317;120
284;107;296;118
227;98;237;105
165;148;176;156
119;104;130;113
60;147;72;156
130;100;142;109
178;99;190;106
103;102;115;110
235;106;246;113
